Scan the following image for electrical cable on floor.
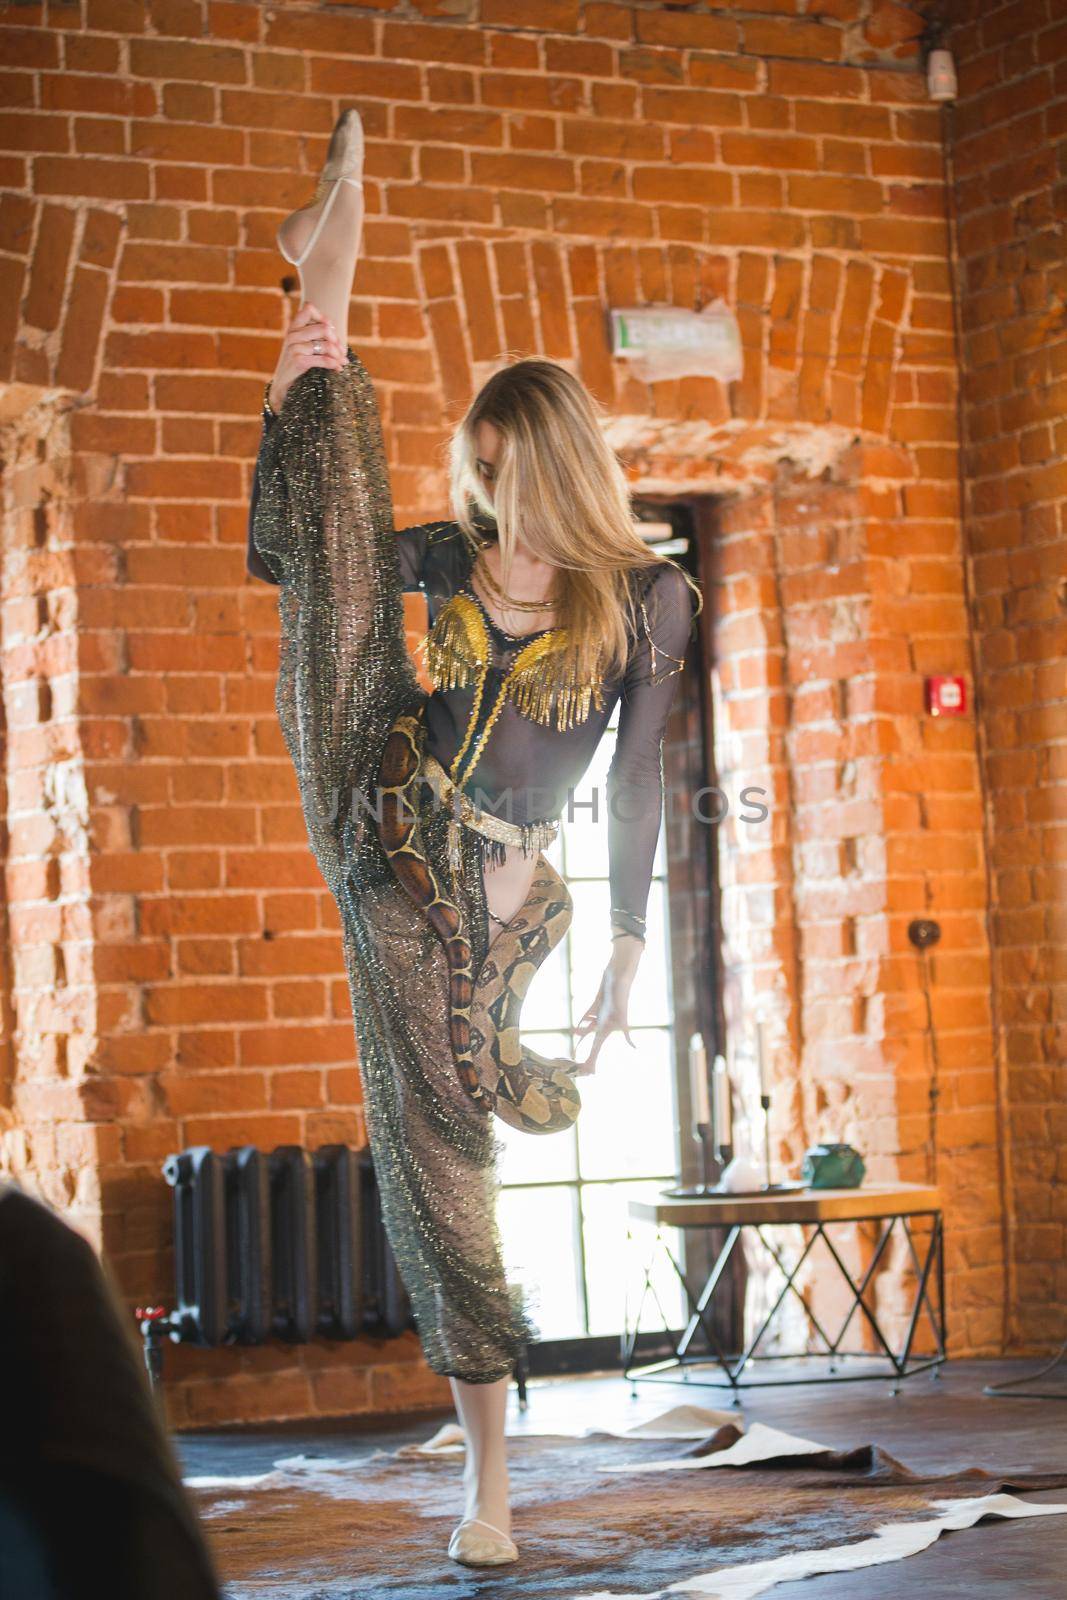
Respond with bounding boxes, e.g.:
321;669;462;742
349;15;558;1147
984;1338;1067;1401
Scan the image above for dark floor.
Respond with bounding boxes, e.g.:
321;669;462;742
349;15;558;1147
177;1359;1067;1598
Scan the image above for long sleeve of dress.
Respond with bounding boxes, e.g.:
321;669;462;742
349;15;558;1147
605;561;697;931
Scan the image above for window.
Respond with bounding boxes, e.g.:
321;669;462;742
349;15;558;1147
496;707;687;1344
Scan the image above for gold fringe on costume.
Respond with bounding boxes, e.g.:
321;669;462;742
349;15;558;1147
419;589;607;792
421;592;487;695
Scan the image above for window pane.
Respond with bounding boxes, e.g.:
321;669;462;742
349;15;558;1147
582;1179;686;1337
495;681;685;1354
559;725;671;891
498;1185;584;1341
576;1027;677;1181
564;885;669;1033
565;878;612;1028
652;803;667;878
624;879;671;1028
561;725;617;881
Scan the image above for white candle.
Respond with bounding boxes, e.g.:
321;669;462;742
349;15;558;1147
689;1033;710;1126
712;1055;731;1146
757;1022;768;1100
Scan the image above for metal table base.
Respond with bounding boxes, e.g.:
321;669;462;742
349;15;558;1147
622;1189;946;1403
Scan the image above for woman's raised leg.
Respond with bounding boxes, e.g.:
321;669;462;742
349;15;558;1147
251;108;423;884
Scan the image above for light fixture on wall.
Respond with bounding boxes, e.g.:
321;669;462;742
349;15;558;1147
920;9;958;104
927;48;958;102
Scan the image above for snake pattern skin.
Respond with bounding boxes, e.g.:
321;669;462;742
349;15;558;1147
375;708;581;1136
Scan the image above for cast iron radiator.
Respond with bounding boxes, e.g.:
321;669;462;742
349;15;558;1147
137;1144;414;1384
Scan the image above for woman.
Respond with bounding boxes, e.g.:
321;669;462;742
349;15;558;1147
247;110;701;1568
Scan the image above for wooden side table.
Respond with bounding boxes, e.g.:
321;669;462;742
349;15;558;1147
622;1183;945;1400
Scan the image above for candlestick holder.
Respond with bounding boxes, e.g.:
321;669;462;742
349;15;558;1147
696;1120;714;1193
758;1090;794;1193
661;1122;727;1200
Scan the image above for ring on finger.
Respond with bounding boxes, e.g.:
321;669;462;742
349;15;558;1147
312;339;323;355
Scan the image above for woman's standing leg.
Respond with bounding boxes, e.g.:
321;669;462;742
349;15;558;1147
440;844;541;1547
449;1374;511;1535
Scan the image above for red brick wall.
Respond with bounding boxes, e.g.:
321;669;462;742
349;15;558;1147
948;0;1067;1350
0;0;1045;1423
0;390;115;1241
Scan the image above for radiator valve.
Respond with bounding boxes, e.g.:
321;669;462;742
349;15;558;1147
135;1305;177;1389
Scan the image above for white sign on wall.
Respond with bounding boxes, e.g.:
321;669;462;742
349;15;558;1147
609;299;743;383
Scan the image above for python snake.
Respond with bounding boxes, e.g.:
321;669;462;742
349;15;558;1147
374;708;581;1136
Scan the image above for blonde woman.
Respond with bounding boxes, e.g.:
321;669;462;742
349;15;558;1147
247;110;701;1569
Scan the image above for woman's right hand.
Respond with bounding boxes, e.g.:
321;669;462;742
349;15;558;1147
268;302;347;412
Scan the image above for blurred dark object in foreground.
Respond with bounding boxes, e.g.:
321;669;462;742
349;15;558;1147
0;1182;221;1600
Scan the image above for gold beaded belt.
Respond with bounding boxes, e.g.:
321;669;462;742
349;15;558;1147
418;751;559;872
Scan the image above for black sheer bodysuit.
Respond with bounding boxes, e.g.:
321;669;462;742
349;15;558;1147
248;411;698;931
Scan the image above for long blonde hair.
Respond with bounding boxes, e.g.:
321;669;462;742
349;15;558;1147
448;359;702;685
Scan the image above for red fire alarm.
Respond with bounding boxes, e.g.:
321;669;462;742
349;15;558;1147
925;675;967;717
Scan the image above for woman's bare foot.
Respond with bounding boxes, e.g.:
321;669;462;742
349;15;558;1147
277;108;365;348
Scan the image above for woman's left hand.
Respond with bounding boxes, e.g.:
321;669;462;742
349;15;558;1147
575;935;644;1076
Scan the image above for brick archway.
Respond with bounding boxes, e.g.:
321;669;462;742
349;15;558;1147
0;198;123;396
0;195;127;1244
412;232;910;451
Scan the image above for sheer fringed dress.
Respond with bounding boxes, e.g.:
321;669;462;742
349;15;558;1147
248;352;696;1383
